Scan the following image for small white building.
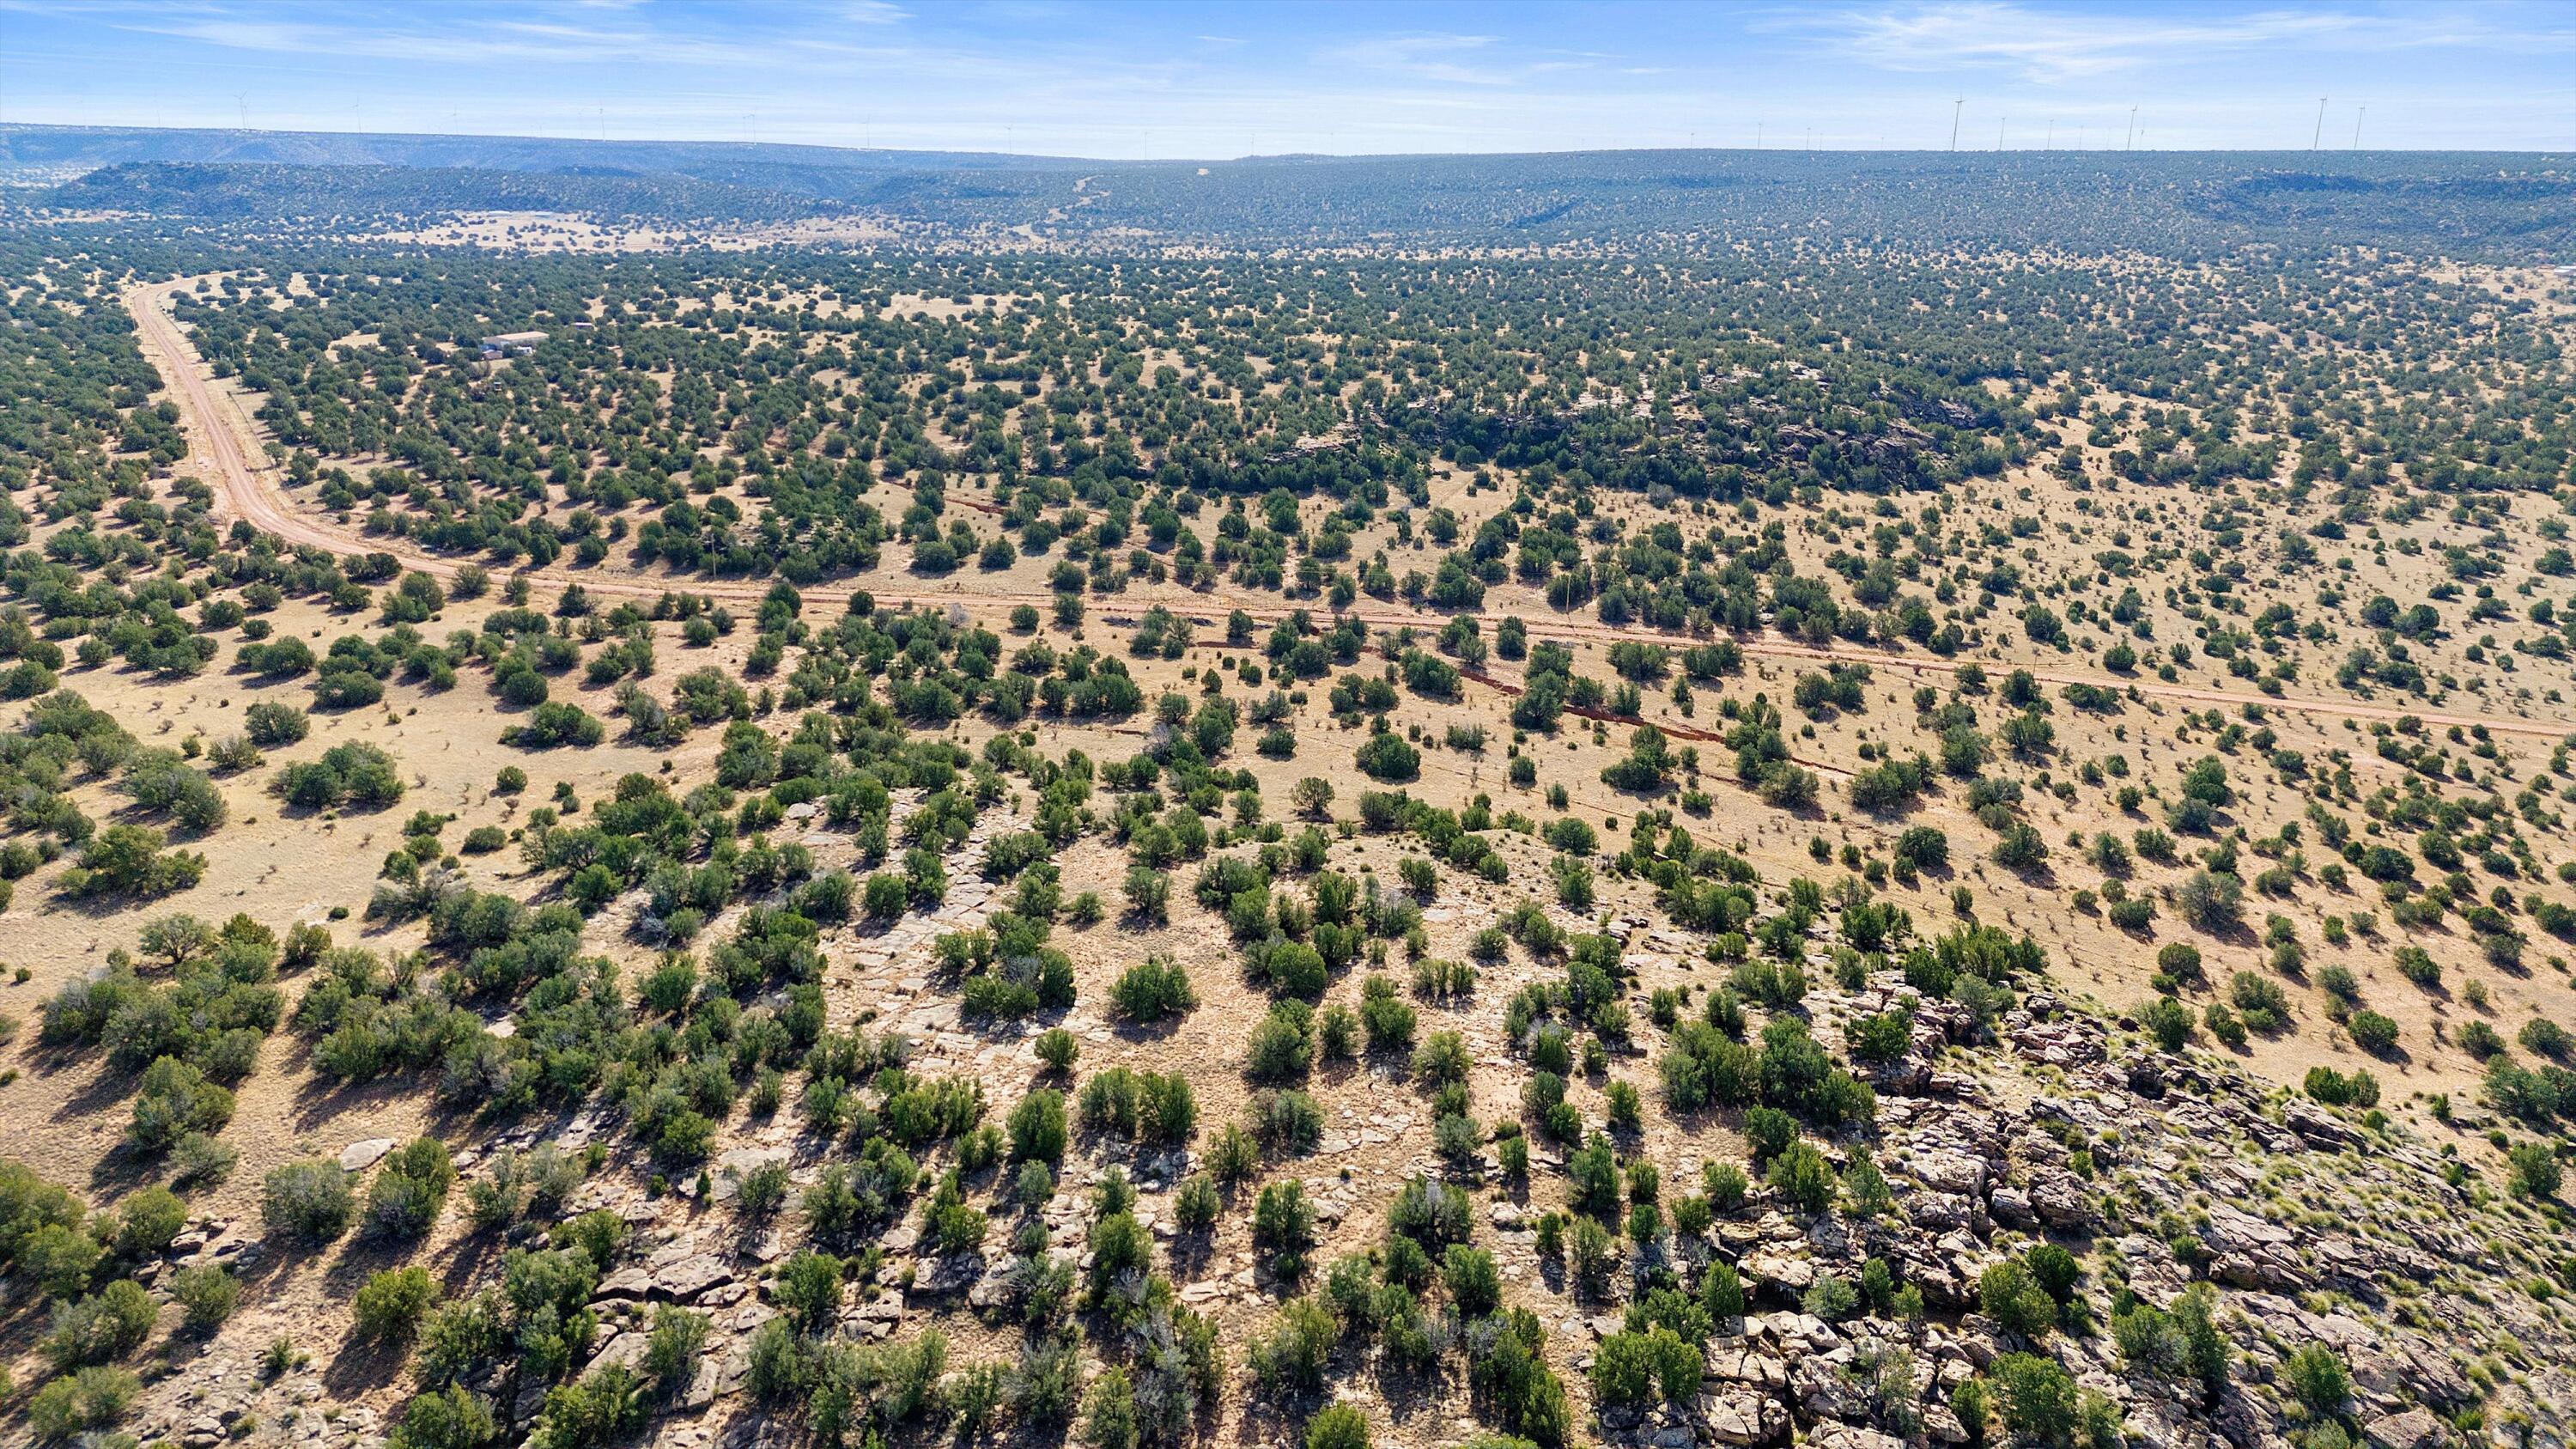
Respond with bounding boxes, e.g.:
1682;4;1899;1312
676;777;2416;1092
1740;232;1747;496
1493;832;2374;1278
479;331;548;359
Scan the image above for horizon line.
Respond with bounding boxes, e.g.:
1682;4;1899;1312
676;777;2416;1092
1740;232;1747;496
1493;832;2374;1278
6;120;2570;166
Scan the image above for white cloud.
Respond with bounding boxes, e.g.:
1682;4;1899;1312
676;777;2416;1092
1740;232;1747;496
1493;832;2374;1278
104;6;866;69
1782;2;2576;83
1324;32;1515;86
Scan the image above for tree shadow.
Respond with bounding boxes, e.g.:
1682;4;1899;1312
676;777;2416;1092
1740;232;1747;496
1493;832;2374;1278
1164;1227;1217;1280
1108;1015;1187;1048
289;1067;440;1135
79;1139;174;1199
47;1055;143;1124
1370;1361;1454;1432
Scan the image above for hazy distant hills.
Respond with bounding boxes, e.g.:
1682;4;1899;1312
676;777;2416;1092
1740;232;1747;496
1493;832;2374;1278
0;123;1082;181
9;123;2570;259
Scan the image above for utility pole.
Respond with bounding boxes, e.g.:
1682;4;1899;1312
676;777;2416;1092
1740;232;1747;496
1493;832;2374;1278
2125;106;2137;151
2312;96;2327;150
1950;96;1964;151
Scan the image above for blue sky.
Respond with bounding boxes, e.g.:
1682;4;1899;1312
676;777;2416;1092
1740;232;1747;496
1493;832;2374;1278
3;1;2570;155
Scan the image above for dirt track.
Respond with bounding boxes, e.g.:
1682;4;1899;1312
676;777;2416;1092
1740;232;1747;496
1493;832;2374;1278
125;282;2576;742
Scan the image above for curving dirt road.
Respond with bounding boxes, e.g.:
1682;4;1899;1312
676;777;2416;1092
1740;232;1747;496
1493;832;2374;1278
125;283;2576;743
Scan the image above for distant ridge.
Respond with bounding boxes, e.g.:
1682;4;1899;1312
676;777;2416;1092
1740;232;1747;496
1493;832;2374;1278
9;125;2571;260
0;122;1099;180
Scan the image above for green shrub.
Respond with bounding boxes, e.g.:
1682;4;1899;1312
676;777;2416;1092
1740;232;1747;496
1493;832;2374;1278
2228;971;2291;1032
2174;1285;2231;1394
1765;1142;1835;1215
2142;996;2193;1052
1701;1260;1746;1321
1305;1403;1370;1449
2508;1142;2563;1200
260;1159;355;1244
1979;1260;2057;1339
1412;1030;1472;1084
273;742;404;809
643;1306;711;1392
1704;1161;1750;1213
1992;1354;2077;1443
775;1251;844;1332
366;1138;456;1241
2282;1343;2351;1416
172;1265;241;1335
1591;1327;1701;1408
1254;1180;1317;1276
127;1056;234;1153
2346;1009;2399;1055
15;1221;103;1301
1246;1005;1315;1081
58;825;205;899
1035;1027;1078;1071
1801;1273;1860;1322
388;1385;496;1449
112;1184;188;1259
46;1280;157;1367
1080;1364;1138;1449
27;1365;140;1441
1355;730;1420;782
1359;975;1419;1052
355;1264;440;1341
732;1160;791;1220
1175;1175;1221;1234
1109;957;1196;1023
242;701;310;746
530;1363;647;1449
1952;1379;1993;1446
1009;1088;1068;1163
1244;1297;1340;1393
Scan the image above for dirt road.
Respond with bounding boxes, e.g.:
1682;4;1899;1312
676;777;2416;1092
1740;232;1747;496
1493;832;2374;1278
125;282;2576;743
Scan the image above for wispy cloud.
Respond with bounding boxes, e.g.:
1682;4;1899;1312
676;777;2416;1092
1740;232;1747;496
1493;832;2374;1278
1325;32;1516;86
105;6;854;69
1783;2;2576;82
